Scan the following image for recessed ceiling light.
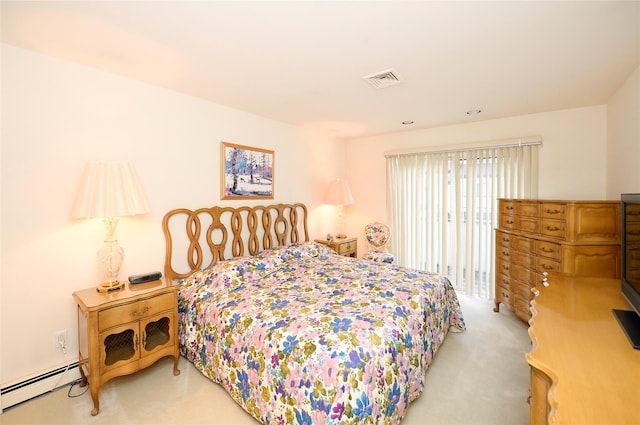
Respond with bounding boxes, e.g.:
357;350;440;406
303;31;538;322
402;120;414;125
466;109;482;115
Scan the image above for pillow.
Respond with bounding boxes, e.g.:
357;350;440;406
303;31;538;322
182;255;274;292
257;241;334;263
182;242;334;292
291;241;334;259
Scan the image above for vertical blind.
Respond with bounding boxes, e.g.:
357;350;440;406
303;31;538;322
386;143;539;298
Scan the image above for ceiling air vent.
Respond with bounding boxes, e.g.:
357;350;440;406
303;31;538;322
362;68;402;89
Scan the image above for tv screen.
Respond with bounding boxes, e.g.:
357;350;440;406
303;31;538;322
614;193;640;349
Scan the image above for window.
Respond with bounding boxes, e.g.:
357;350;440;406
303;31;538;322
387;143;539;298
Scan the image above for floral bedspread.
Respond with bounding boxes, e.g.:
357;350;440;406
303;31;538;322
178;242;465;425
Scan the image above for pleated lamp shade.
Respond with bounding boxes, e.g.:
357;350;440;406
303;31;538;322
71;161;150;291
72;162;150;219
324;178;354;206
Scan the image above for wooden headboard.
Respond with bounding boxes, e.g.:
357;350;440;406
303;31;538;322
162;203;309;281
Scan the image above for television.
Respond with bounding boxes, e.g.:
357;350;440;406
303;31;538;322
613;193;640;350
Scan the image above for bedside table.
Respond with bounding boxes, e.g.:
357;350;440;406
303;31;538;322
72;279;180;416
315;237;357;257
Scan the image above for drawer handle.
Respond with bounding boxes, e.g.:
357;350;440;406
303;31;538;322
506;206;514;210
502;251;510;257
629;211;640;216
541;264;554;270
629;230;640;236
545;226;561;232
132;306;151;317
541;247;555;253
545;209;561;215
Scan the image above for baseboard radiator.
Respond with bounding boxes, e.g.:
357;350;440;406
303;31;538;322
1;362;81;411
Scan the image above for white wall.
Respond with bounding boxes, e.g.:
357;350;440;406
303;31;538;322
607;65;640;197
0;45;343;394
343;106;609;249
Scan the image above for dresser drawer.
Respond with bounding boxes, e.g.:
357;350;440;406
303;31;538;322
514;297;532;321
99;293;175;331
500;200;518;216
514;280;535;301
496;258;512;276
519;217;539;234
514;252;536;269
496;230;513;248
500;214;518;231
512;264;534;283
537;257;560;273
495;283;512;307
496;246;512;263
520;202;539;217
541;203;566;220
537;241;561;260
541;219;566;239
337;240;356;255
513;235;536;253
496;271;511;287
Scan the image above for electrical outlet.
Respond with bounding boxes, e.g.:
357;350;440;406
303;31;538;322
54;330;68;350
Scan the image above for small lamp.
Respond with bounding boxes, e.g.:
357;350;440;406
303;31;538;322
324;178;354;238
71;162;150;293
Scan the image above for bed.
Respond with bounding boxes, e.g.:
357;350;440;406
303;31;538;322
163;203;465;424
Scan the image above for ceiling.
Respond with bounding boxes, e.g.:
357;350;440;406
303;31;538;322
2;1;639;140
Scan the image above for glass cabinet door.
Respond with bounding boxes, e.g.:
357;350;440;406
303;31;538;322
141;311;175;355
100;324;138;369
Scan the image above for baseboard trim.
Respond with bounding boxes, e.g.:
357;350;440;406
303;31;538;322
1;362;81;411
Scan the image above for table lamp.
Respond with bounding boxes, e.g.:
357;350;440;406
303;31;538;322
324;178;354;238
71;162;150;292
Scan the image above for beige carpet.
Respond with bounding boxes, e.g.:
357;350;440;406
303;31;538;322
1;294;530;425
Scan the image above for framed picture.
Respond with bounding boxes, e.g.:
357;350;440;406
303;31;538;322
221;142;274;200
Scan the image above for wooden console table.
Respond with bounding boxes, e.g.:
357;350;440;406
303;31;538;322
526;273;640;424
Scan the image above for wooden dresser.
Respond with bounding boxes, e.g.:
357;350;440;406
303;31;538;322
526;273;640;424
494;199;621;322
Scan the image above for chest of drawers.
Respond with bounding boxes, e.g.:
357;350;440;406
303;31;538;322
494;199;621;322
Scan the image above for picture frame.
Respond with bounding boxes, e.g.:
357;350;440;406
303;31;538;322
221;142;274;200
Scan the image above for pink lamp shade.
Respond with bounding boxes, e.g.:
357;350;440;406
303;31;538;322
324;178;354;206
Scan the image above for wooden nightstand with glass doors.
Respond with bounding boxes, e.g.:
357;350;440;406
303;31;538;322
72;279;180;416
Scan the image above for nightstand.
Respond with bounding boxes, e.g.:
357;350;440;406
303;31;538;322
315;237;357;257
72;279;180;416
